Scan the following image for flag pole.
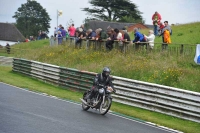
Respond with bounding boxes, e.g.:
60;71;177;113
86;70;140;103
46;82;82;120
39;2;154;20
57;10;58;27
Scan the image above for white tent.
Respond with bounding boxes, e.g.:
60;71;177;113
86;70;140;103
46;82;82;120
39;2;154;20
0;40;17;46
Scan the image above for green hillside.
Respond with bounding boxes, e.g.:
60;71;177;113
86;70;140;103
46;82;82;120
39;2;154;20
130;22;200;44
1;22;200;92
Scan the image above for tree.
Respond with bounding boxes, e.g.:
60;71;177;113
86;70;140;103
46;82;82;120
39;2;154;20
13;0;51;38
66;19;74;28
82;0;143;23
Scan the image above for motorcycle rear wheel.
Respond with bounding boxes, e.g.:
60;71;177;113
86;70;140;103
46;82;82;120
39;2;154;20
99;97;112;115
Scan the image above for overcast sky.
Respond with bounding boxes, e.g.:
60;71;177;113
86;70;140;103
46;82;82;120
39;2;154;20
0;0;200;36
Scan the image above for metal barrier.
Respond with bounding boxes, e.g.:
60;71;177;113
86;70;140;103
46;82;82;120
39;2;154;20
12;58;200;123
0;56;13;66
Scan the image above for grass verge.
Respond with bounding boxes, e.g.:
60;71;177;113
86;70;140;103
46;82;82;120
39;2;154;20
0;66;199;133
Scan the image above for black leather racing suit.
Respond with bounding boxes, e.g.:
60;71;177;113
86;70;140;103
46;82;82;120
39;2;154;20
89;73;115;99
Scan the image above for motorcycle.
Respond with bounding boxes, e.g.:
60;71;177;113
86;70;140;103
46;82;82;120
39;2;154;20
80;84;114;115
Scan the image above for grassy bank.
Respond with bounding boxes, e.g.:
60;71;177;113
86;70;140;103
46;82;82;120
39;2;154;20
0;66;199;133
1;22;199;92
2;40;199;92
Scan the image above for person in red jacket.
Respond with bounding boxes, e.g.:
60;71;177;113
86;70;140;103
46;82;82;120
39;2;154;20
158;22;165;35
152;11;162;36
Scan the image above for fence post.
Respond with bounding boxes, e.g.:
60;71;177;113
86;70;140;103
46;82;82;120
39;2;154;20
180;44;184;54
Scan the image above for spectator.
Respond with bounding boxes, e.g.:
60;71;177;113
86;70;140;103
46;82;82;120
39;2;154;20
158;22;165;35
54;27;58;37
106;29;116;50
68;24;76;37
144;30;155;50
29;36;35;41
6;43;10;54
132;28;147;50
86;29;96;40
40;31;47;39
61;27;66;42
37;31;41;40
68;24;76;43
80;24;86;33
25;38;29;42
95;28;101;40
75;28;86;48
114;28;123;40
114;28;124;51
152;11;162;36
121;29;130;41
57;31;63;45
161;21;172;50
58;24;62;32
96;28;107;41
85;29;96;49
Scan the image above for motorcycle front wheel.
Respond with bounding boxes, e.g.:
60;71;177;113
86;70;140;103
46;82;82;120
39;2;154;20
82;92;90;111
99;97;112;115
82;101;90;111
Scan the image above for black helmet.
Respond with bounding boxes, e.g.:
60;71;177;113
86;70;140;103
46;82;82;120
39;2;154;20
102;67;111;77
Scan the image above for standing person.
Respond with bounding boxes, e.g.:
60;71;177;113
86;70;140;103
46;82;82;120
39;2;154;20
161;21;172;50
6;43;10;54
152;11;162;36
61;27;66;43
68;24;76;42
57;31;63;45
158;22;165;36
144;30;155;50
68;24;76;44
54;27;57;37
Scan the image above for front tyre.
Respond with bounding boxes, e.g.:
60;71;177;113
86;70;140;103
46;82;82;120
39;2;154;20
99;97;112;115
82;101;90;111
82;91;90;111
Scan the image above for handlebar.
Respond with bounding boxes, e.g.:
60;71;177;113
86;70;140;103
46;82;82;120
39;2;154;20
98;84;105;88
97;84;116;93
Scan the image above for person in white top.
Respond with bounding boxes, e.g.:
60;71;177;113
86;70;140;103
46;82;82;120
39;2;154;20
114;28;123;40
144;30;155;49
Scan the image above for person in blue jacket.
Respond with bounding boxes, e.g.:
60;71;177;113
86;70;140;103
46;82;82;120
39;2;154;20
132;28;146;50
86;29;96;50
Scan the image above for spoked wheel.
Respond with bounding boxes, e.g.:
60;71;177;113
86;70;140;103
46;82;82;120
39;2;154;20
82;92;90;111
99;97;112;115
82;100;90;111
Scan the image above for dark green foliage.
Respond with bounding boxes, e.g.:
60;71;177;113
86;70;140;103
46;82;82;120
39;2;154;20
82;0;143;22
13;0;51;38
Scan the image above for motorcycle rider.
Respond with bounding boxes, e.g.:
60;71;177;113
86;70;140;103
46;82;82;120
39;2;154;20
86;67;116;104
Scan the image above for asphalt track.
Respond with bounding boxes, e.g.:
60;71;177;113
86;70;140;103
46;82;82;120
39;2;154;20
0;82;178;133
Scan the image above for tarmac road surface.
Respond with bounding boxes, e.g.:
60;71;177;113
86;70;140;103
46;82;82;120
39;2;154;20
0;82;177;133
